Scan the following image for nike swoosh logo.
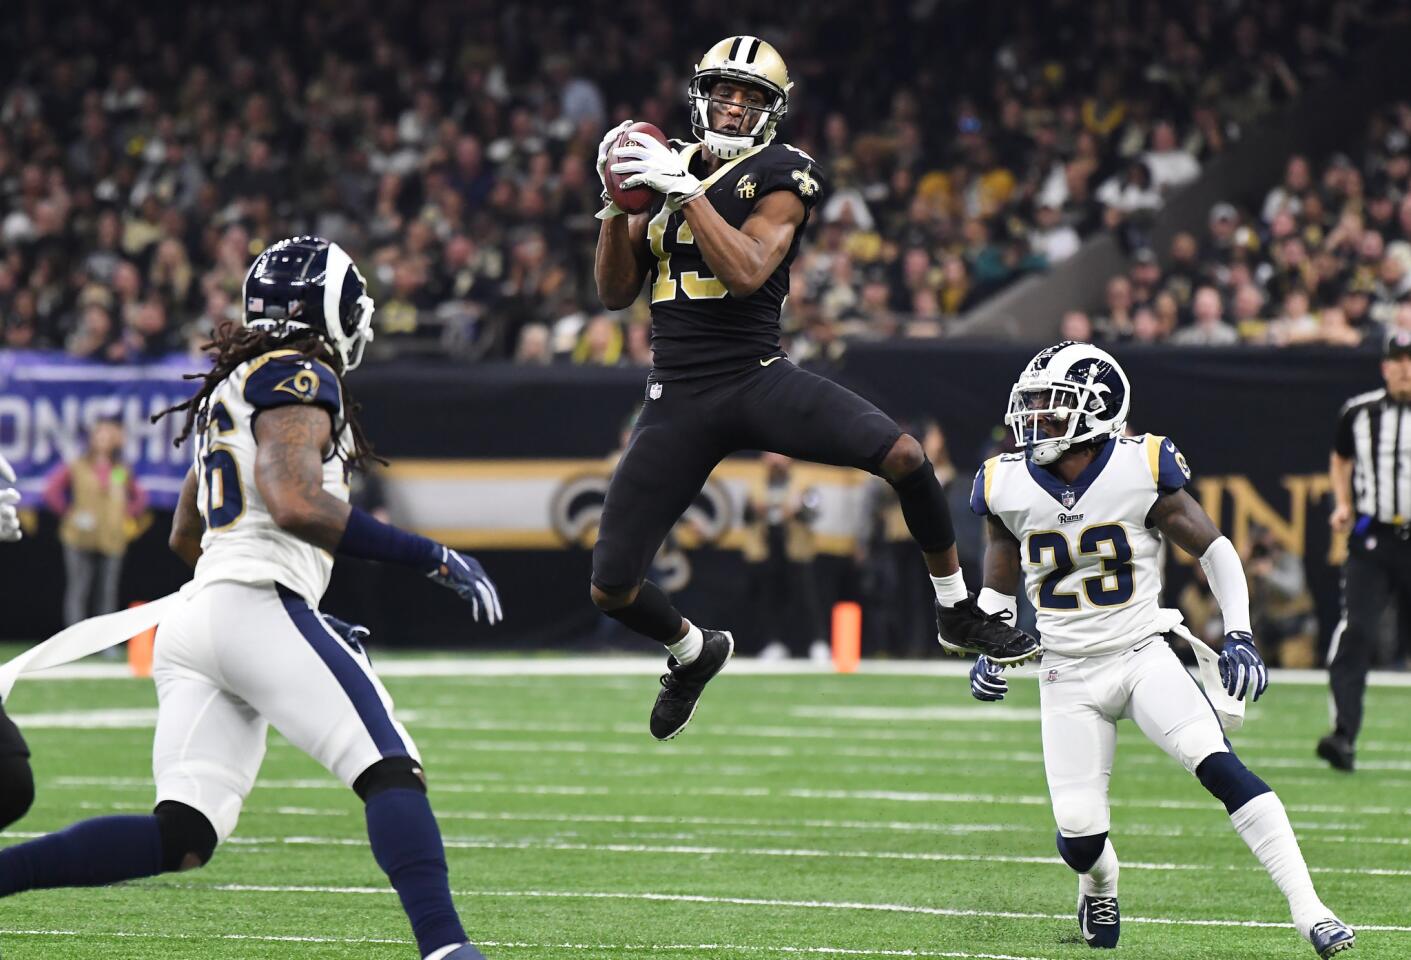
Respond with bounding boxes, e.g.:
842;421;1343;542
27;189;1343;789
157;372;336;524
760;356;782;367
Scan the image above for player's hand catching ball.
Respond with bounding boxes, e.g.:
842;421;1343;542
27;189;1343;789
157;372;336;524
611;136;704;208
426;545;503;624
0;454;21;543
1218;632;1267;702
595;119;636;219
970;655;1008;702
596;119;634;191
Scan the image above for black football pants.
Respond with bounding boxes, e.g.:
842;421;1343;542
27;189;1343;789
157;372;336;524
592;360;901;593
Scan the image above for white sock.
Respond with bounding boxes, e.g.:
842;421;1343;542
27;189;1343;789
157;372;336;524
931;571;968;607
667;622;704;665
424;944;464;960
1230;793;1328;935
1077;838;1120;898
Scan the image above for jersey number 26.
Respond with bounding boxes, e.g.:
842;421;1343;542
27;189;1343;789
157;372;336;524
197;401;244;530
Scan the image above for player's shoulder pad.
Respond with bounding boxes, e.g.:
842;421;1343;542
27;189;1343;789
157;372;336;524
970;454;1009;516
242;349;343;416
1141;433;1191;494
752;142;827;208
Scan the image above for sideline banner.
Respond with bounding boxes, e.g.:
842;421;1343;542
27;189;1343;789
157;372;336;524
0;351;199;508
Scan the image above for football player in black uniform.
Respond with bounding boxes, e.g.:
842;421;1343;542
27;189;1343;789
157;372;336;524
593;36;1039;741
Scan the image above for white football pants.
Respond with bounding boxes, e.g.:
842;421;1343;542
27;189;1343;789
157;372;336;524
1039;638;1227;838
152;579;420;842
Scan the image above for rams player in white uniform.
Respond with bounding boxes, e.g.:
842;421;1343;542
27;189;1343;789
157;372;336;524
967;342;1353;958
0;238;499;960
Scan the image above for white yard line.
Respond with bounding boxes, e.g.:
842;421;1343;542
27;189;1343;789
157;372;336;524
175;884;1411;934
11;655;1411;686
18;708;1411;774
49;775;1411;818
0;929;1061;959
47;804;1411;849
192;833;1411;879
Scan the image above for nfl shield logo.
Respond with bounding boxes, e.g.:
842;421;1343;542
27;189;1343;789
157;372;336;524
1046;668;1059;682
647;382;663;400
1061;489;1076;509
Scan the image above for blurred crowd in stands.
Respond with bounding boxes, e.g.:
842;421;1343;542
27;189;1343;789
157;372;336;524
0;0;1392;366
1066;103;1411;348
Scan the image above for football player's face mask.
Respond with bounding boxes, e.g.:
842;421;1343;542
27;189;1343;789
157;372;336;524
1005;342;1130;466
689;35;792;160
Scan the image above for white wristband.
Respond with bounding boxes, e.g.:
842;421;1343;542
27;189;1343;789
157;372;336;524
1198;536;1252;636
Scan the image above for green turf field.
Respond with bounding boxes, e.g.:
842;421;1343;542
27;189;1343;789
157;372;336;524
1;660;1407;959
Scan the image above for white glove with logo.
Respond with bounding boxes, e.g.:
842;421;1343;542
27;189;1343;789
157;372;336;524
0;454;21;542
611;136;705;209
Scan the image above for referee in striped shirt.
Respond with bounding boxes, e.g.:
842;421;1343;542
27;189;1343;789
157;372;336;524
1320;329;1411;771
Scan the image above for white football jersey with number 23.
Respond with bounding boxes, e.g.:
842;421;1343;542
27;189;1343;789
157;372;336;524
191;348;352;604
971;434;1192;657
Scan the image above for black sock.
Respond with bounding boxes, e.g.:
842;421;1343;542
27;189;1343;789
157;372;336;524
888;460;956;554
601;580;684;643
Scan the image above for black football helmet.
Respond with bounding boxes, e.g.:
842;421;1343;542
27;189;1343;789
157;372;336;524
242;236;375;370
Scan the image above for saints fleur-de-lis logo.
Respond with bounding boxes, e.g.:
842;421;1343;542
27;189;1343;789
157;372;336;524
791;166;819;197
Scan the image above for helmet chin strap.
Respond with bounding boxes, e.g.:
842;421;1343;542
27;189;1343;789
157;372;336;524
703;129;755;160
1029;438;1070;466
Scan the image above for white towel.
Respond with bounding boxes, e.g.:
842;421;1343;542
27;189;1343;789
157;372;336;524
0;586;188;700
1168;619;1246;732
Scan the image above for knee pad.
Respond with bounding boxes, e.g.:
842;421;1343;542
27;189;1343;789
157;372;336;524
354;755;427;802
1052;794;1108;840
1196;750;1271;815
154;800;218;871
0;753;35;830
1056;830;1108;873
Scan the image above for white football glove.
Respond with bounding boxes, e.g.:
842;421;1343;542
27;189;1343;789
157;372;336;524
611;136;705;208
595;120;635;221
0;454;20;542
596;120;634;191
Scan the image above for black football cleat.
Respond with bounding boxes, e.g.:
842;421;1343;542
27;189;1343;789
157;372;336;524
1078;895;1120;949
1316;733;1356;773
936;597;1041;665
650;630;734;741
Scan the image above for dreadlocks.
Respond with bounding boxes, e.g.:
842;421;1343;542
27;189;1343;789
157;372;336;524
153;324;383;468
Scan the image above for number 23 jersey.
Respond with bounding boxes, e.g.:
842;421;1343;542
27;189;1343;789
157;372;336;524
971;434;1192;657
191;348;351;604
645;141;826;380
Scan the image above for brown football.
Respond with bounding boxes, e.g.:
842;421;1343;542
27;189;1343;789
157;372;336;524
605;121;667;215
